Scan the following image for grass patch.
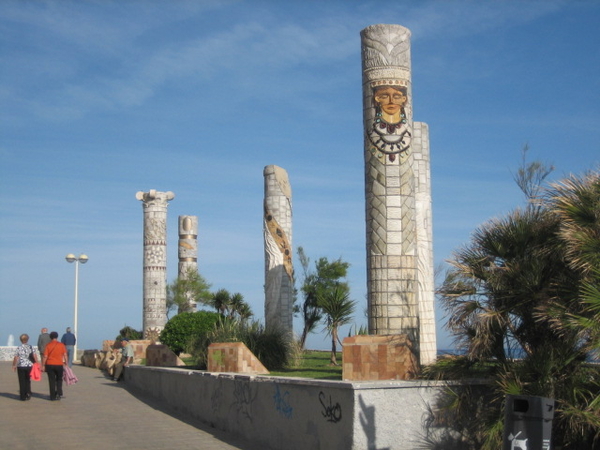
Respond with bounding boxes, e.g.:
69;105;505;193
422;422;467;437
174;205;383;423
269;350;342;380
181;350;343;380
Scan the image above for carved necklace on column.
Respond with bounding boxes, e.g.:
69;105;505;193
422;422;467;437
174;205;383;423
367;107;412;162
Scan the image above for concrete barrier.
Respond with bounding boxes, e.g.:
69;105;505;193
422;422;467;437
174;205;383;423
126;365;457;449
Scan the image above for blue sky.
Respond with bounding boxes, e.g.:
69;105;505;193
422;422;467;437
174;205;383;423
1;0;598;352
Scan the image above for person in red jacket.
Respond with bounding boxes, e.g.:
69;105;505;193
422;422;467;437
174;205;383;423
42;331;68;401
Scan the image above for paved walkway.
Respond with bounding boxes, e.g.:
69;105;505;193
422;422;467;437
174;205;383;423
0;361;261;450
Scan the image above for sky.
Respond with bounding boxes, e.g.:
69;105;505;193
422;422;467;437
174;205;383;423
1;0;599;353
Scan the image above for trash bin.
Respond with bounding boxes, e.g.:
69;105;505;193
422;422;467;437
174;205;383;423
503;395;554;450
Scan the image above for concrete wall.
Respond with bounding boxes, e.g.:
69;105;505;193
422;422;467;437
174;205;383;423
126;365;450;450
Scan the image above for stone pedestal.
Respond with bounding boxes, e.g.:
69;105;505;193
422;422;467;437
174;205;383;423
208;342;269;375
146;344;186;367
342;334;418;381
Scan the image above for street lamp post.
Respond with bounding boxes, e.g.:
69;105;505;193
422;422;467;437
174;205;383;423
65;253;88;363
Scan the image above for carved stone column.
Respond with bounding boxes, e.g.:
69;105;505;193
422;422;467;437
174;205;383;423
178;215;198;311
361;24;421;353
263;165;293;335
413;122;437;365
135;189;175;340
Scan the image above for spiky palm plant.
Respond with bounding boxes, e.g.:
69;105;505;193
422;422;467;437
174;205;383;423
318;283;355;365
430;167;600;449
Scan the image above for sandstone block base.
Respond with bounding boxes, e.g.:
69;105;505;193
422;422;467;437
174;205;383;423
342;334;418;381
103;339;152;364
146;344;186;367
208;342;269;375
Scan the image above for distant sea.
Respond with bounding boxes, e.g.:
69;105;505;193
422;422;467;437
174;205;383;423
436;348;599;363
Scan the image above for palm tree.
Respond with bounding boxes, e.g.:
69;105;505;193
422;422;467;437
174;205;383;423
229;292;253;321
295;247;351;349
432;167;600;449
209;288;232;316
208;289;253;321
318;283;355;365
439;206;576;362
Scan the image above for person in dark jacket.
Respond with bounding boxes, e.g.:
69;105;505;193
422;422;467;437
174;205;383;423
61;327;76;367
37;328;50;360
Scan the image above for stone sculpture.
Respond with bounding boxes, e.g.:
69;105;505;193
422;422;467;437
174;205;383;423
263;165;293;336
361;24;436;365
178;215;199;311
135;189;175;340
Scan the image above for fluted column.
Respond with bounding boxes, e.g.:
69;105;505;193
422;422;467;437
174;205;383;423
135;189;175;340
263;165;293;335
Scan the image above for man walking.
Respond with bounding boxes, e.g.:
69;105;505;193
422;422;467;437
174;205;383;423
37;328;50;360
61;327;76;367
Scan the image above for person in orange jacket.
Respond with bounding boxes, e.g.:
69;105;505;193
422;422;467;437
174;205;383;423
42;331;68;401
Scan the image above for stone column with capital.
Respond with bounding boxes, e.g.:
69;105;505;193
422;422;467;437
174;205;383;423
135;189;175;340
263;165;293;335
361;24;436;365
178;215;198;311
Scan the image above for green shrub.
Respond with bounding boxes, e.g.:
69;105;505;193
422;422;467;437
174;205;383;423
160;311;221;355
188;318;294;371
116;325;143;341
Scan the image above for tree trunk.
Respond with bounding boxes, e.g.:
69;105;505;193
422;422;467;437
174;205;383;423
330;328;338;365
300;327;309;349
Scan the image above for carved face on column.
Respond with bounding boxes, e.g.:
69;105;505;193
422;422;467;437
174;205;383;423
367;84;412;163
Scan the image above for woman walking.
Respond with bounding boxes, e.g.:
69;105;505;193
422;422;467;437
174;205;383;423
12;333;38;401
42;331;68;401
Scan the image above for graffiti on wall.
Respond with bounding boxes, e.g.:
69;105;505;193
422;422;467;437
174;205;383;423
273;384;293;419
211;385;223;414
232;379;257;422
319;391;342;423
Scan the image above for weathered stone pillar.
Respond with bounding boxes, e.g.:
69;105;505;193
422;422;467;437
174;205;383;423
263;165;293;335
361;24;421;354
178;215;198;311
413;122;437;365
135;189;175;340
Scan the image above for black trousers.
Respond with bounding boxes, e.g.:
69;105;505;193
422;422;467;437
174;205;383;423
45;365;63;400
17;367;32;400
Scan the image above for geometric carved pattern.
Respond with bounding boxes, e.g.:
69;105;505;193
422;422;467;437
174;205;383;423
136;190;174;337
362;24;421;356
342;334;418;381
207;342;269;375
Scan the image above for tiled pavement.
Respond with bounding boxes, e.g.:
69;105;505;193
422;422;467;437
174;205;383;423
0;361;261;450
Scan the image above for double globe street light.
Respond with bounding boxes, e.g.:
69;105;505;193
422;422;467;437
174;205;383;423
65;253;88;363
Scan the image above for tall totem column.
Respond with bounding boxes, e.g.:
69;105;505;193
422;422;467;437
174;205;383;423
263;165;293;335
178;215;198;311
413;122;437;365
135;189;175;339
361;24;435;364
